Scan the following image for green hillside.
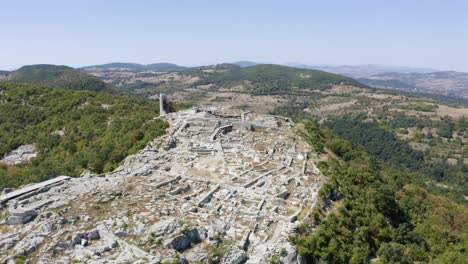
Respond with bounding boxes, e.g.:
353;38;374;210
292;123;467;263
5;64;120;93
195;64;367;95
0;82;167;190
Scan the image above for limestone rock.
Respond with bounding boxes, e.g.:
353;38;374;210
150;217;179;236
166;227;206;252
0;234;19;251
1;188;13;195
88;230;101;240
14;235;44;255
6;208;37;225
220;246;248;264
280;244;299;264
0;144;37;165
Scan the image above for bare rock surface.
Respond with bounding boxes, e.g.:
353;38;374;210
0;108;322;263
0;144;37;165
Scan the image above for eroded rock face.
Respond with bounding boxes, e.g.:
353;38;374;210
0;108;322;263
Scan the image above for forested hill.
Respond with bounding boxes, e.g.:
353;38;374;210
292;123;467;263
195;64;368;95
3;64;121;94
0;82;167;190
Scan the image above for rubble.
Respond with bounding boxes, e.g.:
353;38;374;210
0;108;322;263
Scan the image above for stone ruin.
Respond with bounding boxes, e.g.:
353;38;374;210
0;107;322;263
160;93;169;117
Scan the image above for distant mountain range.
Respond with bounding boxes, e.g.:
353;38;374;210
2;62;467;99
232;61;257;67
285;64;437;77
358;71;468;99
81;62;187;72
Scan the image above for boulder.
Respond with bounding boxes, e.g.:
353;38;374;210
150;217;179;236
116;230;128;237
220;246;248;264
110;240;119;248
276;190;290;199
71;232;87;245
6;208;37;225
166;227;206;252
88;230;101;240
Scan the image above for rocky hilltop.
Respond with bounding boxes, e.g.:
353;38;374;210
0;108;322;263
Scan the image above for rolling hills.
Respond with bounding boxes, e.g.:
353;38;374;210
3;64;120;94
195;64;368;95
360;71;468;99
295;64;437;77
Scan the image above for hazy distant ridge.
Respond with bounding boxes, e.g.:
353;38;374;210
81;62;187;72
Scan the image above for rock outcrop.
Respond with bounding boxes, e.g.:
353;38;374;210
0;108;322;263
0;144;37;165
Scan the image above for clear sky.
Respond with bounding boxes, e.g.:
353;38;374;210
2;0;468;71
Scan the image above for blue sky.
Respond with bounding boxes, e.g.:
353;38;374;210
2;0;468;71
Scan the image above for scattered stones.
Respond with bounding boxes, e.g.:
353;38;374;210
0;108;321;263
0;234;18;251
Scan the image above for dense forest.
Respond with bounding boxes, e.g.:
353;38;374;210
328;118;424;170
0;82;167;190
328;117;467;203
292;123;467;263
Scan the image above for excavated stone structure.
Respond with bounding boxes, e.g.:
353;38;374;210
0;108;321;263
